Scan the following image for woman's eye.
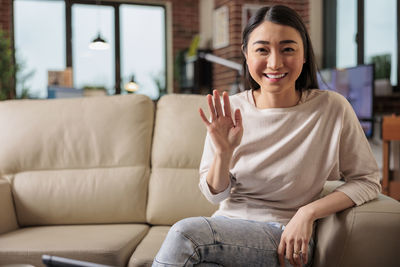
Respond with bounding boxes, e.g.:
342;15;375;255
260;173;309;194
256;48;268;53
283;47;295;52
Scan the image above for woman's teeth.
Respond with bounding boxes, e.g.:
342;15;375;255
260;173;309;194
265;73;287;79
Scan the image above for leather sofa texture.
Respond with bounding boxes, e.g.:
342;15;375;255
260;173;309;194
0;94;399;267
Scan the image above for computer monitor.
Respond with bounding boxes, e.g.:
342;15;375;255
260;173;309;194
317;64;374;138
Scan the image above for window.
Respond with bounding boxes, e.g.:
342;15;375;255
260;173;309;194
364;0;397;85
324;0;399;89
13;0;167;99
336;0;357;68
72;4;115;94
120;4;166;99
14;0;66;98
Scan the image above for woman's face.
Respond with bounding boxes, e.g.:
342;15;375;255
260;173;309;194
245;21;305;94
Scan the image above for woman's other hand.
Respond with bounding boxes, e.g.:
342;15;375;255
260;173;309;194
277;208;315;267
199;90;243;155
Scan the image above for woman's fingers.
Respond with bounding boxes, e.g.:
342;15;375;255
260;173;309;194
277;242;286;267
285;241;294;266
199;108;210;126
213;90;224;118
222;91;231;118
207;90;232;121
207;94;217;121
293;240;302;267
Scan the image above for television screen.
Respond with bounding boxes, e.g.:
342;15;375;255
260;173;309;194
317;64;374;138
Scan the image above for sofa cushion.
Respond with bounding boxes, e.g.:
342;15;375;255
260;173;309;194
0;95;154;225
129;226;170;267
151;94;210;169
8;167;148;226
0;224;149;267
147;168;217;225
0;95;154;173
147;94;218;225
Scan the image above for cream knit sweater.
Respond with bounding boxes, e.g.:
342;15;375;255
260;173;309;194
199;89;381;225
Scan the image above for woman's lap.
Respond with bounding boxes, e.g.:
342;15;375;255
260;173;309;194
153;216;314;267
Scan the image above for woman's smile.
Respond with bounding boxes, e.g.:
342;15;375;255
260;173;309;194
264;72;288;82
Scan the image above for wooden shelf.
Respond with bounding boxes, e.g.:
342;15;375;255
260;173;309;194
382;115;400;200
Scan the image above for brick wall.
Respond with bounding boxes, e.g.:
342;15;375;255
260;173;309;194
213;0;310;93
0;0;12;35
170;0;200;93
170;0;199;61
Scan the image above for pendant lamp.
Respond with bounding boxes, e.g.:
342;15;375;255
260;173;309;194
89;32;110;50
125;75;139;93
89;0;109;50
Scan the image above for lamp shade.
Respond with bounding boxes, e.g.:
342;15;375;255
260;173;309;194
89;33;110;50
125;75;139;92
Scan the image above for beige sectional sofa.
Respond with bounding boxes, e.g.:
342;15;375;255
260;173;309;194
0;94;399;267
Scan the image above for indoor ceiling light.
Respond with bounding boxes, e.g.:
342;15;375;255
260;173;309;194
89;0;109;50
89;33;110;50
125;75;139;93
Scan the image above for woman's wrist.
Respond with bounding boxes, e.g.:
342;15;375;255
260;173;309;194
298;205;317;223
206;152;233;194
215;150;233;162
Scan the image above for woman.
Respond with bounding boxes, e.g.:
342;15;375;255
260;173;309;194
153;5;380;267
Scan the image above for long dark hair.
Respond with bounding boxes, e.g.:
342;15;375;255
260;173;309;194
242;5;319;91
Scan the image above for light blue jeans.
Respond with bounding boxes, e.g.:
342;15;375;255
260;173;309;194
152;216;314;267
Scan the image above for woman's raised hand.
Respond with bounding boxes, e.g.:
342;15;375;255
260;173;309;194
199;90;243;155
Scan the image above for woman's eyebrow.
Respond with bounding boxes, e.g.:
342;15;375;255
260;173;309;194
252;40;298;45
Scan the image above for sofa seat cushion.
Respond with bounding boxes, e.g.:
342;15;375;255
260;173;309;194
128;226;170;267
0;224;149;267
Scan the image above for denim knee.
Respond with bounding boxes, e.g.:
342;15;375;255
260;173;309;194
153;217;214;266
169;217;214;246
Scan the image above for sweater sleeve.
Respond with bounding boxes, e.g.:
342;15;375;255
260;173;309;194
333;96;381;205
198;132;233;204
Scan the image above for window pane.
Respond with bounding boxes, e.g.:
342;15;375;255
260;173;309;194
14;0;65;98
364;0;397;85
336;0;357;68
120;4;166;99
72;4;115;94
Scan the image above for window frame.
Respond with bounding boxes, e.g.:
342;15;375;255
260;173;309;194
13;0;168;97
67;0;167;96
323;0;400;91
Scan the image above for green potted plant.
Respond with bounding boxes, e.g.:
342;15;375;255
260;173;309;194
370;54;392;96
0;28;16;100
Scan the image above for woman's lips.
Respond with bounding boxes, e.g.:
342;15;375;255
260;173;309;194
263;73;288;81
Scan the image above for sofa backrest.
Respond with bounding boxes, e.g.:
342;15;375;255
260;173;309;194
147;94;218;225
0;95;154;226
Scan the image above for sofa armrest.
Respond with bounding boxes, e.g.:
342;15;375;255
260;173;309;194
313;182;400;267
0;178;18;235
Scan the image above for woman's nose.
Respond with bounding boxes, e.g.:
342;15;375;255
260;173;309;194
267;51;283;70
